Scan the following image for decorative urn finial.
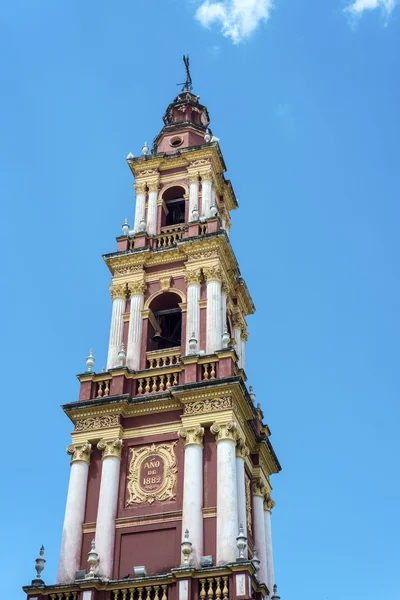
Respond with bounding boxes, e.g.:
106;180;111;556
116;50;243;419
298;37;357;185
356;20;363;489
117;342;126;368
252;547;260;573
191;205;199;221
142;141;149;156
86;349;95;372
139;217;147;232
189;332;198;355
236;524;247;560
249;386;256;403
85;539;98;579
210;204;218;218
181;528;193;566
32;545;46;585
271;584;280;600
222;328;230;349
122;218;130;236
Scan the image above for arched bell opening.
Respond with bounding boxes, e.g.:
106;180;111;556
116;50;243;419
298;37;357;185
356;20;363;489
146;291;183;352
161;185;186;227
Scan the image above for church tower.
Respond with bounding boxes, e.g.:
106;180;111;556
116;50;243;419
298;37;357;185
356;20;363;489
24;66;282;600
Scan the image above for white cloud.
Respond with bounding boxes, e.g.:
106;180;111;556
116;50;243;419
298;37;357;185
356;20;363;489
344;0;397;18
195;0;273;44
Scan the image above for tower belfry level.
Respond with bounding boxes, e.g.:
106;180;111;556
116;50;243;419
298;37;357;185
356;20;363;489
24;75;282;600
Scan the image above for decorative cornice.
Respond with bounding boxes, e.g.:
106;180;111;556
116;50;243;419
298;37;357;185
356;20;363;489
178;425;205;447
264;494;276;512
203;265;223;283
252;477;265;497
236;437;250;459
127;279;147;296
97;437;123;459
183;396;232;416
110;283;127;300
210;420;238;442
184;268;202;286
67;442;92;464
75;415;120;432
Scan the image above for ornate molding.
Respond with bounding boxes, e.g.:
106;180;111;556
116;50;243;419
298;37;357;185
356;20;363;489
110;283;127;300
245;475;253;535
127;442;177;505
264;494;276;512
203;265;223;283
184;268;202;286
188;174;200;184
252;477;265;497
134;182;147;194
148;181;160;193
67;442;92;464
127;279;147;296
97;438;123;459
178;425;205;447
210;420;238;442
236;437;250;459
184;396;232;416
159;276;172;292
75;415;120;432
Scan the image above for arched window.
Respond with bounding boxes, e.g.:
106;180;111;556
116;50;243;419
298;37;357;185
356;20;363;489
162;186;186;227
146;292;182;352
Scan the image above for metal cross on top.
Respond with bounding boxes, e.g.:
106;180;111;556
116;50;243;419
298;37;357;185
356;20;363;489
177;54;193;91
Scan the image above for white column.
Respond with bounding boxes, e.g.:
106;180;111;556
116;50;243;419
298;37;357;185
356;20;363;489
106;285;126;370
204;267;222;354
189;178;199;221
133;187;146;233
221;284;227;332
211;421;239;564
57;443;92;583
179;426;204;566
95;438;123;579
185;269;201;354
233;327;242;367
264;496;275;595
241;332;247;372
147;185;158;235
126;280;146;371
253;480;268;585
236;440;248;558
201;177;212;217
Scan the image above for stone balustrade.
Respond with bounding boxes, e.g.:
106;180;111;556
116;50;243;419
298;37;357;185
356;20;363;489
146;347;181;369
199;576;229;600
111;584;168;600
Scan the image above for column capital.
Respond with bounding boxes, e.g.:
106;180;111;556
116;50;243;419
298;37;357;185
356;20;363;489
178;425;205;447
148;181;160;193
236;437;250;459
210;420;239;442
97;438;123;459
134;182;147;194
264;494;276;512
188;174;200;185
127;279;147;296
203;265;222;283
221;280;229;297
67;442;92;464
252;477;265;497
184;267;202;286
110;283;127;300
241;330;249;342
200;170;213;182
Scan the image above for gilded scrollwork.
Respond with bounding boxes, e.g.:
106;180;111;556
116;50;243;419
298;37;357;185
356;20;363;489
178;425;204;446
67;442;92;464
203;265;223;283
110;283;127;300
184;268;202;286
236;437;250;459
127;442;177;505
252;477;265;497
184;396;232;415
245;475;253;535
159;276;172;291
75;415;120;432
127;279;147;296
264;494;276;512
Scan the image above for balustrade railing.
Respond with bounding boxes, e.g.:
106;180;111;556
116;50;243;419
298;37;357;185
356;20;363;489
137;371;179;394
96;378;111;398
154;231;183;248
146;347;181;369
202;362;216;380
111;584;168;600
199;223;208;235
49;593;77;600
199;576;229;600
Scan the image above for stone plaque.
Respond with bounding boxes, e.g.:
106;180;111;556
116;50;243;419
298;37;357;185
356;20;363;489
127;442;177;505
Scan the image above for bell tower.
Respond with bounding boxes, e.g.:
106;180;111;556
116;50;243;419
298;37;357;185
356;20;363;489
23;65;282;600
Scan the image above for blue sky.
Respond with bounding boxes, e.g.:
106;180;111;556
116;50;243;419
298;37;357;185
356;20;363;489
1;1;399;598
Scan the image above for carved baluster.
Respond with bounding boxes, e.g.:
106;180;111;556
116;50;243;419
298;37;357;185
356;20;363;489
57;593;64;600
210;362;216;379
97;381;104;398
155;357;160;368
145;377;151;393
122;590;128;600
104;379;110;396
129;589;136;600
113;591;120;600
166;373;172;388
138;378;144;394
161;585;168;600
145;587;152;600
215;578;221;600
203;363;210;380
154;586;160;600
173;372;178;385
72;593;78;600
222;577;228;600
200;580;207;600
50;595;56;600
159;374;165;391
207;578;214;600
152;376;158;392
138;587;144;600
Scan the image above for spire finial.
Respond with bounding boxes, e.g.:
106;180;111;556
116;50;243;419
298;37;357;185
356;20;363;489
177;55;193;91
32;545;46;585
